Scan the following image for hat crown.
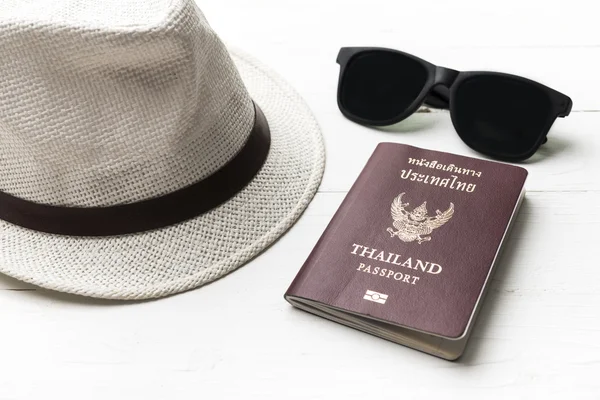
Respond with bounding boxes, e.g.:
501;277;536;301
0;0;255;207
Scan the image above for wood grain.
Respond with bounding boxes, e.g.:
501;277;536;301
1;192;599;398
1;0;599;398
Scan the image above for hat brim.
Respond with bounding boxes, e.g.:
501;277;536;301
0;49;326;300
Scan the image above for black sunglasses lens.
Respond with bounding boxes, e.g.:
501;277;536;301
453;75;554;159
339;50;429;123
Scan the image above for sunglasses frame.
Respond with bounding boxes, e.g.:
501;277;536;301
336;47;573;161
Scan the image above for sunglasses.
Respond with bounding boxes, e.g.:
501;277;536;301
336;47;572;161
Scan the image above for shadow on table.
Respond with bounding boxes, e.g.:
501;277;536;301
0;273;152;306
457;197;533;365
523;133;572;164
0;274;37;291
371;107;441;133
371;111;575;164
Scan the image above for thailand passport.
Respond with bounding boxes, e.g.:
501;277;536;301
285;143;527;360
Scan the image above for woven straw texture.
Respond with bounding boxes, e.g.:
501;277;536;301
0;0;256;207
0;0;325;299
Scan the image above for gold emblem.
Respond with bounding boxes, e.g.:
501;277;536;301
386;193;454;244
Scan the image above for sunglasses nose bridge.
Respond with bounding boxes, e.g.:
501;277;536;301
434;66;459;87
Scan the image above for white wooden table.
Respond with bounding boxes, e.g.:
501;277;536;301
2;1;599;398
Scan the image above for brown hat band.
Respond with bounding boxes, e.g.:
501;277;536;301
0;102;271;237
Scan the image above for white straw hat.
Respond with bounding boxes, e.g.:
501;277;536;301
0;0;325;300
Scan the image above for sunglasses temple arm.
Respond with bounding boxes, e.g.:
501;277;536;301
544;96;572;145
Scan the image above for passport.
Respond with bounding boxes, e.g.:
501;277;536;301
285;143;528;360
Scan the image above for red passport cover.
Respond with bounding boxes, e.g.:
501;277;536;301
286;143;528;339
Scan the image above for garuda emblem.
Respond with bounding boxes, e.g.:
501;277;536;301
386;193;454;244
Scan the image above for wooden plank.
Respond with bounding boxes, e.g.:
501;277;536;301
202;0;600;48
317;112;600;193
202;1;600;111
1;1;598;398
0;191;598;398
227;45;600;111
199;0;600;196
